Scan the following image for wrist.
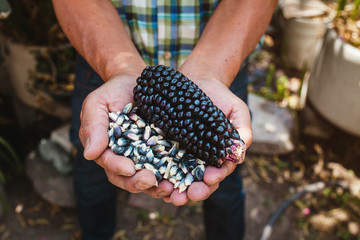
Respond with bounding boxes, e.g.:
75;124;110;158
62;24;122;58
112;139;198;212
179;60;232;88
102;54;146;82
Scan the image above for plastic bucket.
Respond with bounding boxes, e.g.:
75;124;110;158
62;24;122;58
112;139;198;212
308;29;360;136
281;16;329;70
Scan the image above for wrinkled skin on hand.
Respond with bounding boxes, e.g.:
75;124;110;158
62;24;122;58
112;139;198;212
79;72;252;206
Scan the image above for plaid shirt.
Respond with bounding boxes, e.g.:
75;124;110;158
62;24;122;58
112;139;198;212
111;0;218;68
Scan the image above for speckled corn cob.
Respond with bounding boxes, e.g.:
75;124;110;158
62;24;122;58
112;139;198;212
133;65;246;167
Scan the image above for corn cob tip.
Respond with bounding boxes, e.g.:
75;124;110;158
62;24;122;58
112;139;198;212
224;139;246;164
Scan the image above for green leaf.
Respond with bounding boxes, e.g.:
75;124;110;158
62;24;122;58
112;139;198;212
352;0;360;19
265;64;275;87
337;0;347;12
0;136;21;167
276;75;289;99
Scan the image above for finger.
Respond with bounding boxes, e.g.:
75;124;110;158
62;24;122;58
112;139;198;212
129;169;157;191
186;181;212;201
95;149;136;176
106;168;156;193
163;196;171;203
230;100;253;148
104;171;141;193
144;180;174;198
170;189;188;206
237;126;252;151
203;161;237;186
79;91;110;160
208;183;220;195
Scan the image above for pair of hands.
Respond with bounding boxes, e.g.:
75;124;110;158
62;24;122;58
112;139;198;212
79;70;252;206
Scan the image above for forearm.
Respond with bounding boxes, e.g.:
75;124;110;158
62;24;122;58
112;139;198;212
52;0;146;81
180;0;278;87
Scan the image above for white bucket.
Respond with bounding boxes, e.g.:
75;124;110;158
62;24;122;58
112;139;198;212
308;29;360;137
281;16;329;70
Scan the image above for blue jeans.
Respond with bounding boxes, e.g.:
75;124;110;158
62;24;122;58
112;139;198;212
70;55;248;240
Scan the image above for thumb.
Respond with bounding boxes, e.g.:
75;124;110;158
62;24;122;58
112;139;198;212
79;92;109;160
230;100;252;149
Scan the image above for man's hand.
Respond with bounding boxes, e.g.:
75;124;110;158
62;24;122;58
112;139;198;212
163;0;278;206
79;71;251;205
79;74;175;197
159;76;253;205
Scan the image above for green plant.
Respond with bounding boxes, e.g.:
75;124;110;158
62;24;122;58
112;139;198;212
0;136;21;216
0;0;67;46
337;0;347;15
0;136;21;183
334;0;360;48
337;0;360;18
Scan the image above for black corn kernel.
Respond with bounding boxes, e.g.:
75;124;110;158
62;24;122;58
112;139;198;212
133;65;242;166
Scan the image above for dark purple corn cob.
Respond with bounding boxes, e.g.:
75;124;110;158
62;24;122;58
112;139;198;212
133;65;246;167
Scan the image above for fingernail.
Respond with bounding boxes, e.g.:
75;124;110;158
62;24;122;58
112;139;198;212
156;191;167;198
135;181;152;190
163;197;171;203
85;137;91;149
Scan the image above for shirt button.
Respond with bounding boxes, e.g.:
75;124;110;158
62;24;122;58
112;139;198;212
163;51;172;60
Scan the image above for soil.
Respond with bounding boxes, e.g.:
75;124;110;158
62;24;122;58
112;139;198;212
2;98;360;240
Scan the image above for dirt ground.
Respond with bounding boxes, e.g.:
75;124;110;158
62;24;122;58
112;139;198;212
2;124;360;240
0;156;299;240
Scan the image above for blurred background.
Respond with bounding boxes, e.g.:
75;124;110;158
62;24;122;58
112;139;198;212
0;0;359;239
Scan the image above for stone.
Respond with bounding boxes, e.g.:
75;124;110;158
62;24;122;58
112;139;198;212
127;192;178;216
25;151;75;208
0;0;11;19
50;124;73;154
248;93;297;155
37;139;73;175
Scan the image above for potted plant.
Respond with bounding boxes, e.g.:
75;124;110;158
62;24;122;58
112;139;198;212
0;0;74;120
307;0;360;137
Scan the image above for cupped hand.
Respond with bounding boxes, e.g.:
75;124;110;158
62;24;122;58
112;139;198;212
162;75;253;206
79;73;175;197
79;68;252;205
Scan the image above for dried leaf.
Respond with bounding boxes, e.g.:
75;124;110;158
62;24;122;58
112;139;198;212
0;224;5;233
16;213;27;228
61;224;76;230
27;218;35;226
165;226;174;239
309;213;337;232
26;203;42;213
348;222;360;236
34;218;50;225
0;230;11;240
112;229;127;240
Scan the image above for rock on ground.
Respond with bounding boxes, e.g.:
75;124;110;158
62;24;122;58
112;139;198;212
248;93;297;155
25;151;75;208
